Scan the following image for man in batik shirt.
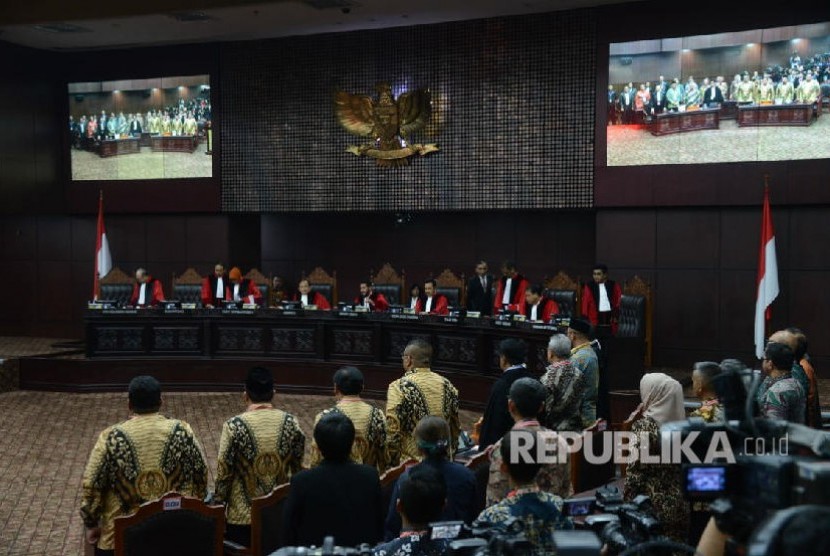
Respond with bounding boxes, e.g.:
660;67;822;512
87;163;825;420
487;378;573;506
477;429;573;555
214;367;306;546
689;361;725;423
757;342;806;424
385;339;460;465
540;333;585;433
80;376;208;556
310;366;387;472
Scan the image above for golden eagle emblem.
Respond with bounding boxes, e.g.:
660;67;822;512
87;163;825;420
334;82;439;167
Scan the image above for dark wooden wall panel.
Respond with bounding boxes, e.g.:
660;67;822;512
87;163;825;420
596;209;656;269
655;210;720;268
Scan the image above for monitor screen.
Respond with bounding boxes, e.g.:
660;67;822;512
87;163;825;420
68;75;213;180
606;22;830;167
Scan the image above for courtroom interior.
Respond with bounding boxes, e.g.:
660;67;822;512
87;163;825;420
1;1;830;556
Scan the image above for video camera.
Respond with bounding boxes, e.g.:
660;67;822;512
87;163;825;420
661;362;830;552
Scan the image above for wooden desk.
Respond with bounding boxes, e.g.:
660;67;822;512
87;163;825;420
98;138;140;158
719;101;739;120
150;135;198;153
736;103;815;126
651;108;720;136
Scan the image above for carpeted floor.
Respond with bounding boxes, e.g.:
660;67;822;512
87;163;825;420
0;390;480;556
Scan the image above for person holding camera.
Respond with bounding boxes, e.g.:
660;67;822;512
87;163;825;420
624;373;689;542
475;429;573;554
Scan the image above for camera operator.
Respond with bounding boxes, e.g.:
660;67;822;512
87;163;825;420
696;505;830;556
374;465;450;556
475;429;573;554
624;373;689;542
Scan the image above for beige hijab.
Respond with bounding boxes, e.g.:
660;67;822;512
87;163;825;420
640;372;685;424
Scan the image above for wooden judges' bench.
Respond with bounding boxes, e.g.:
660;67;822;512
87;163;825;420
81;310;646;406
650;107;720;136
150;135;199;153
737;103;818;126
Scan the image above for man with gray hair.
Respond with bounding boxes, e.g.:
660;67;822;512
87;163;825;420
129;267;165;307
540;334;585;432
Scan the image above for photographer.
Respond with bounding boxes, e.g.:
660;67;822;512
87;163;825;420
475;429;573;554
374;465;450;556
624;373;689;542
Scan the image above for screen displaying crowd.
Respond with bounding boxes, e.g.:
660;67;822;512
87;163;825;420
68;75;213;180
606;23;830;166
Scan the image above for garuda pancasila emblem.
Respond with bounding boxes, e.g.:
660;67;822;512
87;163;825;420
334;82;439;167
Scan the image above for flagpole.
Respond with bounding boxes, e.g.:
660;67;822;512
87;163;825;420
93;191;102;301
763;175;769;341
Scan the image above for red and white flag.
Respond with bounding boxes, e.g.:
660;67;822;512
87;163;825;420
754;184;779;359
93;192;112;300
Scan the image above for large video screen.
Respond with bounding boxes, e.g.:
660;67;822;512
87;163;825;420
68;75;213;180
606;23;830;166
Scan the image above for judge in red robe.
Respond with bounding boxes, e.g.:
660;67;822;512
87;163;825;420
129;268;165;307
520;284;559;323
415;279;449;315
228;267;263;305
354;281;389;312
493;260;529;313
293;278;331;310
201;263;230;308
581;263;622;334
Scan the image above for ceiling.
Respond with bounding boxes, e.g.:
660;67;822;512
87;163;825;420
0;0;634;51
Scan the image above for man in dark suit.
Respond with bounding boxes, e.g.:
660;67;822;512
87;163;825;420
283;412;383;547
466;260;493;315
649;84;667;116
702;79;724;108
477;338;534;449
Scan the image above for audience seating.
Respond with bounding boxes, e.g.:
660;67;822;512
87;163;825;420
224;483;290;556
433;268;466;308
463;450;490;516
171;268;205;305
370;263;406;306
302;267;338;306
620;275;653;367
379;459;417;519
113;492;225;556
570;418;615;493
99;267;135;305
543;271;580;318
244;268;270;306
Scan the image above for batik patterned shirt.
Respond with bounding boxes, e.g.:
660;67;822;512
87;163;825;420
689;398;725;423
540;360;586;432
373;533;449;556
80;413;208;550
385;368;459;465
214;407;306;525
757;373;806;424
487;421;572;506
310;398;388;472
476;488;573;555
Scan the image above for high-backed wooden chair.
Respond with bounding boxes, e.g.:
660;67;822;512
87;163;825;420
433;268;466;308
302;267;337;306
113;492;225;556
244;268;270;307
370;263;406;306
99;267;134;306
543;271;580;318
224;483;291;556
620;275;653;367
171;268;205;305
379;458;417;520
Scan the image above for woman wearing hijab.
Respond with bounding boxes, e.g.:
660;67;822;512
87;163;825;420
624;372;689;542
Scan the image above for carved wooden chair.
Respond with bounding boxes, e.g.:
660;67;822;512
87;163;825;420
433;268;466;308
620;275;653;367
244;268;270;307
224;483;290;556
302;267;338;306
99;267;135;306
113;492;225;556
543;271;580;318
171;268;205;305
379;458;418;523
370;263;406;306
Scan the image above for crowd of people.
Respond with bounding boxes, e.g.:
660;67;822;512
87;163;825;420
608;48;830;124
70;97;211;150
78;314;823;554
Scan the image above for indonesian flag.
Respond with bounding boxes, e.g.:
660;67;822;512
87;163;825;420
754;185;779;359
93;192;112;300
